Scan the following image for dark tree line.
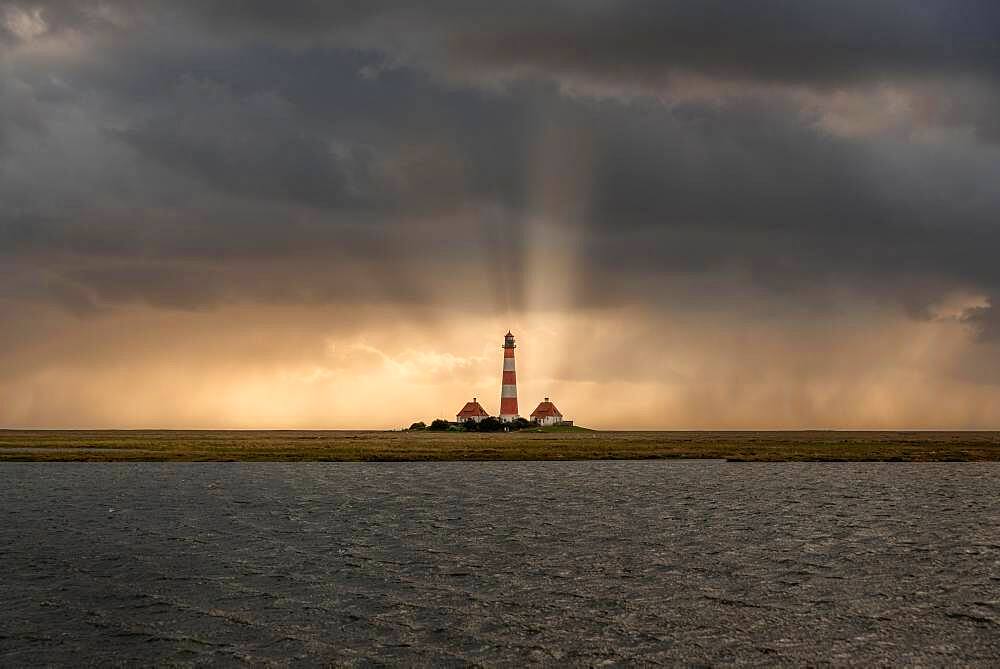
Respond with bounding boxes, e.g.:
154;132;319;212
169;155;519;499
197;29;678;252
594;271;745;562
464;417;533;432
409;417;534;432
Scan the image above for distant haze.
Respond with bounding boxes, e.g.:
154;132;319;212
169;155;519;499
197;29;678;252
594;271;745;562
3;2;1000;429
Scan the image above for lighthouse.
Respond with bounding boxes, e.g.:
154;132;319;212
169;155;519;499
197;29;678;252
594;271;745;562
499;331;519;421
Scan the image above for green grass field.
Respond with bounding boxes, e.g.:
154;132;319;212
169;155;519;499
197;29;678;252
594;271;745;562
1;430;998;462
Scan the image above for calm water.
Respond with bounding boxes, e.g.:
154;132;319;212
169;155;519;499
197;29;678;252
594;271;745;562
1;462;998;666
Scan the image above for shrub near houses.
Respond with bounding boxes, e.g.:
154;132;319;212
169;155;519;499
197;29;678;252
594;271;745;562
463;416;533;432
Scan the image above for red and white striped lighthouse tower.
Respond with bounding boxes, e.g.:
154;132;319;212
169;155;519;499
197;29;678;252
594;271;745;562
499;331;519;421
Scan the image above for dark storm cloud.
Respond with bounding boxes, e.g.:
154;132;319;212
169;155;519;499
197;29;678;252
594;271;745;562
0;75;44;150
11;1;1000;83
112;77;385;210
443;1;1000;84
165;1;1000;143
92;50;531;214
2;0;1000;328
176;1;1000;90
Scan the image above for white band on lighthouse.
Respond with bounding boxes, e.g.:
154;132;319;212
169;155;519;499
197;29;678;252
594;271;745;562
503;358;515;372
501;384;517;398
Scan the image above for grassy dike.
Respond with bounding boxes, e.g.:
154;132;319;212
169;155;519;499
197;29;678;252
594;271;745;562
1;430;999;462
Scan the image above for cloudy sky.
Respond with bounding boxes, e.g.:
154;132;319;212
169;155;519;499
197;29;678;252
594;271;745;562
3;1;1000;429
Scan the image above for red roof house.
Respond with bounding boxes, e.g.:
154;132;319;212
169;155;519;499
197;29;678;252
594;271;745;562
456;398;490;423
530;398;564;426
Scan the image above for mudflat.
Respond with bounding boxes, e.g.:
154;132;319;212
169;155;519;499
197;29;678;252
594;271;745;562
1;429;999;461
2;462;998;665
